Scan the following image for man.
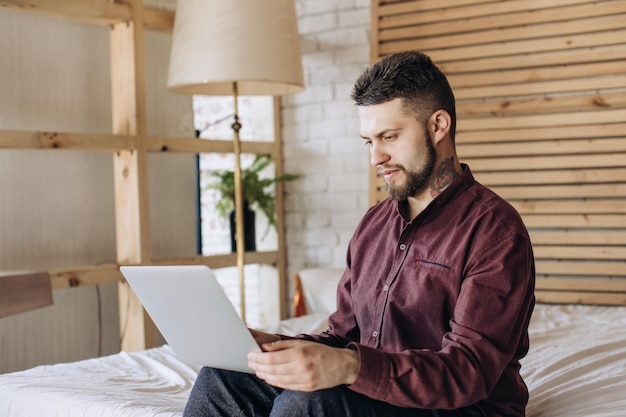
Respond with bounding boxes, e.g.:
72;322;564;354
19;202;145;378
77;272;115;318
184;51;535;417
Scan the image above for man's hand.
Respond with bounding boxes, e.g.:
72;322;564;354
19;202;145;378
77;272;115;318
247;339;360;391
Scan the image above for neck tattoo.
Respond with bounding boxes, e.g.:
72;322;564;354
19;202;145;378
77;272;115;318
430;156;459;198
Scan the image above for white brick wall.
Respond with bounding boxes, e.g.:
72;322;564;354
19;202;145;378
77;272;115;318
282;0;372;310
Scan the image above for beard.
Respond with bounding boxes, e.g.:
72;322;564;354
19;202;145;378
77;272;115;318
383;132;436;201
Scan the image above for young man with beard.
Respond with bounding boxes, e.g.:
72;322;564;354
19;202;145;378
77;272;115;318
184;51;536;417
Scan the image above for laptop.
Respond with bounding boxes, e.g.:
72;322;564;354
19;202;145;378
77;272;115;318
120;265;261;373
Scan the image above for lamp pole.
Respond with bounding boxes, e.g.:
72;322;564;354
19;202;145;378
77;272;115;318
231;82;247;324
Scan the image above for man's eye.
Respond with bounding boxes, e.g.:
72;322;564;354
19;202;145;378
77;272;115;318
363;140;372;146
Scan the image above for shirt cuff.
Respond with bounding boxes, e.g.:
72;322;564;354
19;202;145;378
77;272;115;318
346;342;388;399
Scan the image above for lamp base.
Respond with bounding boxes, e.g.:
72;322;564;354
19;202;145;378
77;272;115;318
229;201;256;252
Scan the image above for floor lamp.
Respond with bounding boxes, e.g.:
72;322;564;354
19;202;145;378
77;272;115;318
167;0;304;323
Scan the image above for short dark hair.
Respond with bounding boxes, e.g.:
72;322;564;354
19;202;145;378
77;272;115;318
351;51;456;140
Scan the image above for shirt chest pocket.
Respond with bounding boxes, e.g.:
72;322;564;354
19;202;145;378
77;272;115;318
386;257;459;317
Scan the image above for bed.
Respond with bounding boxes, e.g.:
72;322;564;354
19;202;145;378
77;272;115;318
1;268;626;417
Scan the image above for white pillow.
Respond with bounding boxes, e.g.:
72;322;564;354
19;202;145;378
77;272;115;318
298;267;344;316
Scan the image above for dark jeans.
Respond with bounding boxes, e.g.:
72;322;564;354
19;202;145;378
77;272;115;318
183;367;484;417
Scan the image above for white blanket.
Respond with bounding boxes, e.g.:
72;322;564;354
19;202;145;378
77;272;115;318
1;304;625;416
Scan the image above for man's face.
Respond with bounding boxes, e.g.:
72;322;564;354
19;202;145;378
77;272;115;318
359;98;436;201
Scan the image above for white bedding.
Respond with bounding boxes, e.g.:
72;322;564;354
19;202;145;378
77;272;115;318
1;304;625;417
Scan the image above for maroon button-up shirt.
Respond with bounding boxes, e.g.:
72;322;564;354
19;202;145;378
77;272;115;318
301;165;535;416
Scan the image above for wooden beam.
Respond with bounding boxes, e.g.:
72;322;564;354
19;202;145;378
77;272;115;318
0;0;129;25
0;130;135;151
49;264;122;289
109;0;155;352
147;136;276;156
151;251;280;269
0;0;174;31
0;129;277;155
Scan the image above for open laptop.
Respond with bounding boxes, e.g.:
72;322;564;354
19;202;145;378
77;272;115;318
120;265;261;373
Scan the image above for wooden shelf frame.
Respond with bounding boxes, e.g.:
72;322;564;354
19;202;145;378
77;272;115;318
2;0;290;350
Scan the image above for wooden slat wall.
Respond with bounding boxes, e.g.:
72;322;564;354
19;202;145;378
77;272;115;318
371;0;626;305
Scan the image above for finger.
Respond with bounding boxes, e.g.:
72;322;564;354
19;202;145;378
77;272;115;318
261;339;302;352
255;371;317;392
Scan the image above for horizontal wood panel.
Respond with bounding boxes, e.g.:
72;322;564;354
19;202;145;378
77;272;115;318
380;1;626;40
465;153;626;171
475;168;626;186
455;77;626;103
383;13;626;53
378;0;593;29
458;92;626;117
457;123;626;143
512;200;626;214
378;0;492;18
535;290;626;305
522;214;626;228
536;277;626;292
530;230;626;245
382;27;626;58
536;260;626;277
460;109;626;131
493;184;626;200
530;229;626;246
534;245;625;260
438;44;626;73
449;61;626;89
459;137;626;158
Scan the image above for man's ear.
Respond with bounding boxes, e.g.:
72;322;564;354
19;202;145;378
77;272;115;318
428;110;451;145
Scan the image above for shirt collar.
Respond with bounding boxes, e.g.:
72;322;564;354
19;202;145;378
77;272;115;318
395;163;476;222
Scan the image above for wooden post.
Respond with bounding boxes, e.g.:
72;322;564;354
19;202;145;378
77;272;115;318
110;0;157;352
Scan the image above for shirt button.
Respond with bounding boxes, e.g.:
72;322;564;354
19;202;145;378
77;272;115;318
372;330;379;338
383;285;389;292
399;243;406;250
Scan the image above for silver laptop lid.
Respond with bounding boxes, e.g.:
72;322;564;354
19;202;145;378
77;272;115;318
120;265;260;373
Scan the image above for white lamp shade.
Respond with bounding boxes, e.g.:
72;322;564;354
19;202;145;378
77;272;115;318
167;0;305;96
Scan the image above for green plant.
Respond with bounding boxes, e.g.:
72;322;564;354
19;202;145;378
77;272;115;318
206;154;299;237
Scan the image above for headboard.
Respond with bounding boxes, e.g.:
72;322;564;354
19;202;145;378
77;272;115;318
368;0;626;304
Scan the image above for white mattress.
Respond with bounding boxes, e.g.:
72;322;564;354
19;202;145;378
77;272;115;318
0;304;625;417
521;304;626;417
